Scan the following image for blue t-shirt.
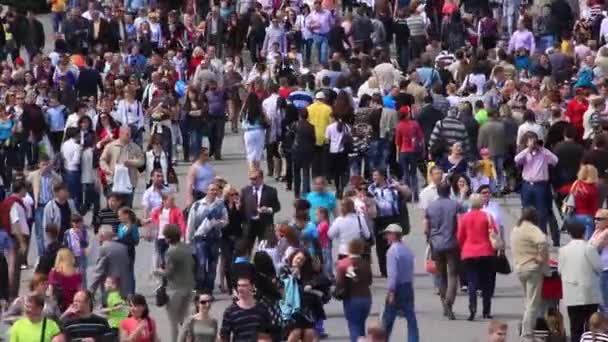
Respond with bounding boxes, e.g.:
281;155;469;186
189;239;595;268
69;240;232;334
305;191;336;222
297;221;319;256
0;119;13;141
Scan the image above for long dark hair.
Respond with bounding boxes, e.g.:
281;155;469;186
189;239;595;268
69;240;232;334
129;293;155;339
95;112;119;135
244;93;263;125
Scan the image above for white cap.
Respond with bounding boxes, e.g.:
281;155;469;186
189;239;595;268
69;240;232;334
315;92;325;100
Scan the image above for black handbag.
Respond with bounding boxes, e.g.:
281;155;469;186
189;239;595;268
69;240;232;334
155;282;168;307
495;253;512;275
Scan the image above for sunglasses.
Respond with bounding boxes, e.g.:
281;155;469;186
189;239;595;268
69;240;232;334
199;300;212;304
230;193;239;196
594;217;608;222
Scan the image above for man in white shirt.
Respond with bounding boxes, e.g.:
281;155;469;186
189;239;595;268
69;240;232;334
4;181;29;300
142;169;169;219
61;127;83;207
419;166;443;211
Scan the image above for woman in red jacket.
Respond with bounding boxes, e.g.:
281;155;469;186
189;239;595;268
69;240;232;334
457;193;498;321
394;105;425;201
566;164;600;239
148;193;187;268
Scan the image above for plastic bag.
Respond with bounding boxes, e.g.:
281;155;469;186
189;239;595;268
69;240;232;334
111;164;133;194
38;135;54;159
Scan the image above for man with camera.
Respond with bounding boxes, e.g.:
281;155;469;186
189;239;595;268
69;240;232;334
514;132;558;242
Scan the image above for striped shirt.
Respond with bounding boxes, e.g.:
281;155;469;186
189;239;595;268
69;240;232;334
581;332;608;342
39;174;54;205
406;15;426;37
428;116;470;154
62;314;113;340
220;303;272;341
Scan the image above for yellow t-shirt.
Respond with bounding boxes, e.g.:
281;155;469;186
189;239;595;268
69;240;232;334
307;101;332;146
9;317;61;342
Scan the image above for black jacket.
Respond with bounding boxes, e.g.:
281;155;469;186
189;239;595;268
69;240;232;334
76;67;104;99
25;18;44;51
417;104;445;144
35;241;62;275
240;184;281;227
292;119;315;161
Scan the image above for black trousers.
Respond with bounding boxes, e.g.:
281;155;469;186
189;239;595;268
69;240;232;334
221;236;236;292
0;254;8;301
311;145;327;179
208;116;225;159
568;304;599;342
374;215;399;277
463;256;495;315
328;152;348;199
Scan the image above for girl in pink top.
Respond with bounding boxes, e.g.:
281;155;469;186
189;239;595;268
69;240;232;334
316;207;332;279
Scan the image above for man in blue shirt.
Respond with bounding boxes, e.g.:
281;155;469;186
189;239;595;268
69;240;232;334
382;223;419;342
305;176;336;222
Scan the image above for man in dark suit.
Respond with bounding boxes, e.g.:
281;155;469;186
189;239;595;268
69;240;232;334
24;11;45;60
240;169;280;248
106;8;127;52
62;8;89;53
76;56;104;99
88;10;109;51
89;225;131;298
205;5;225;58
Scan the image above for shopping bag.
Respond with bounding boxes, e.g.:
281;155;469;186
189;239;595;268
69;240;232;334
425;245;437;274
111;164;133;194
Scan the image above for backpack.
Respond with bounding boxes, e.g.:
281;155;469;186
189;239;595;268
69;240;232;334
0;195;25;234
479;17;498;38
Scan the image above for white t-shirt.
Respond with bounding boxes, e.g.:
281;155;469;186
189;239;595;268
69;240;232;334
9;199;29;236
157;208;170;239
325;122;350;153
419;184;438;211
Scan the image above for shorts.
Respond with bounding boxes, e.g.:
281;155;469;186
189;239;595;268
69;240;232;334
0;230;14;252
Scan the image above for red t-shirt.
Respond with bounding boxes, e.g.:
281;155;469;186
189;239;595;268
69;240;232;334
573;181;600;216
48;270;83;312
120;317;157;342
278;87;294;99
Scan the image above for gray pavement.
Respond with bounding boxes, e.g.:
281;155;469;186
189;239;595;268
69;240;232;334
0;10;558;341
5;130;540;341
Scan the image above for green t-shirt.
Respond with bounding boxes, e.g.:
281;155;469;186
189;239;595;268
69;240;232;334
106;291;129;328
9;317;61;342
475;109;489;126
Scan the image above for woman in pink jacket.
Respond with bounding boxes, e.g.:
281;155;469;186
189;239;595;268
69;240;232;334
457;193;498;321
149;193;187;268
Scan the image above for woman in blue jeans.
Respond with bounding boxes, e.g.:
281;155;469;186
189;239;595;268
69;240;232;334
335;239;372;342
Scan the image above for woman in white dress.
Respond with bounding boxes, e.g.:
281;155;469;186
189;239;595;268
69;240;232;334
241;93;267;170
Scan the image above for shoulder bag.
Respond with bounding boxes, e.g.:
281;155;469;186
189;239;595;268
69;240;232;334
40;317;47;342
487;212;504;251
356;215;374;248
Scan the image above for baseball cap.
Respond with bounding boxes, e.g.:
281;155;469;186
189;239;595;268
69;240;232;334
315;92;325;100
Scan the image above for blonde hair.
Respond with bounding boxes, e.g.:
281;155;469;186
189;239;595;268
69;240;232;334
53;248;77;275
577;164;599;184
469;194;484;209
588;312;607;333
222;184;239;198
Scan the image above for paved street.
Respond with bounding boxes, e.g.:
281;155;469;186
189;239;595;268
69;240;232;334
0;10;561;341
4;130;542;341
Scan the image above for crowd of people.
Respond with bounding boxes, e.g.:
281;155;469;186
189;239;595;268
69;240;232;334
0;0;608;340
